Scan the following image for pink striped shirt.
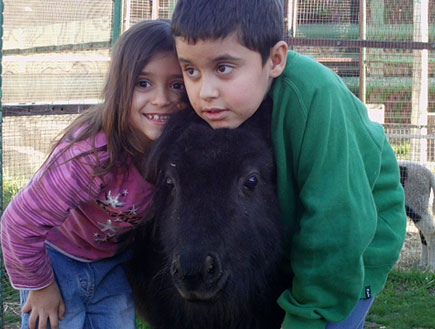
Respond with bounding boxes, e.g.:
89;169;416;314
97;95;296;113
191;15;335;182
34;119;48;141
1;131;154;289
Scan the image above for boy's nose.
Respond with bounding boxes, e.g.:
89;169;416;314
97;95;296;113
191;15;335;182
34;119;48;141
199;77;218;101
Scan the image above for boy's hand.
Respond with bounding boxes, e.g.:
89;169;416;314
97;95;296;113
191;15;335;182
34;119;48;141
22;281;66;329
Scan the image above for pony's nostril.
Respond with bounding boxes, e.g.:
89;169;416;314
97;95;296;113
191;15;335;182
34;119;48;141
204;254;221;281
205;255;215;274
170;254;181;277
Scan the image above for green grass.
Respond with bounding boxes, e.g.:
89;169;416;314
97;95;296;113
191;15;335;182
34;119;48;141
365;268;435;329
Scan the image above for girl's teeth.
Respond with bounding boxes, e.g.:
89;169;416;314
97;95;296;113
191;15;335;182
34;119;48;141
147;114;169;121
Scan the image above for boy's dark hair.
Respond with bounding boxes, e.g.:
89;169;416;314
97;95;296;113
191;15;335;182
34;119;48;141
171;0;284;65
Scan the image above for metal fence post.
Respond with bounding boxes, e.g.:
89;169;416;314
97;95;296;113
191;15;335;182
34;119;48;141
112;0;123;46
152;0;160;19
410;0;429;162
0;0;4;326
359;0;367;103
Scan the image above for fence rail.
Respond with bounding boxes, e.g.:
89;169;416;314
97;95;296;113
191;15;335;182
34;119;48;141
287;37;435;50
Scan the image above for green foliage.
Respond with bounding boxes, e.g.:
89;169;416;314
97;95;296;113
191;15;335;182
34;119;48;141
1;180;23;325
136;319;153;329
2;179;24;209
1;267;21;326
365;269;435;329
391;142;410;158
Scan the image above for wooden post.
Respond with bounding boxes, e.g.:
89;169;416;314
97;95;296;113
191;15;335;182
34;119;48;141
152;0;159;19
124;0;131;31
287;0;298;39
111;0;123;45
410;0;429;162
284;0;289;34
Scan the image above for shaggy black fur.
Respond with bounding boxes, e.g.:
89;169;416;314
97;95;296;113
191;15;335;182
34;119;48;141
127;100;287;329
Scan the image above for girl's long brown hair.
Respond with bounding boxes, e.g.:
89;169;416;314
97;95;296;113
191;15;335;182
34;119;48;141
45;19;177;177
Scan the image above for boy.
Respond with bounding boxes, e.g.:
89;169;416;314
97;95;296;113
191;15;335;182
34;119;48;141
171;0;407;328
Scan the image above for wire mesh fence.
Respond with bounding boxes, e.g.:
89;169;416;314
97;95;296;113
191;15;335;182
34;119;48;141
127;0;177;27
1;0;116;327
2;0;113;104
0;0;434;328
2;115;78;186
289;0;434;164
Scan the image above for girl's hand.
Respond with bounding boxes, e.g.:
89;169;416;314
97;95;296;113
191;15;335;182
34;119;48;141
22;281;66;329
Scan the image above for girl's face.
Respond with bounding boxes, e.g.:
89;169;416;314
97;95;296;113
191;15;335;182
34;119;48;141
129;52;186;141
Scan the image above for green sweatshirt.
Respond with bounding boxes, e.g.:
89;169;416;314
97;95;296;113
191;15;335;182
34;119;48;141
270;51;407;329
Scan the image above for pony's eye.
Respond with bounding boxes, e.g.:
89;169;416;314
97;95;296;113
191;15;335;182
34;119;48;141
166;177;175;186
244;175;258;190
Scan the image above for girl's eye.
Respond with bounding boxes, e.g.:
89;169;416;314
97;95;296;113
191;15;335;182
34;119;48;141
217;64;233;75
184;67;199;78
136;79;151;88
171;81;185;90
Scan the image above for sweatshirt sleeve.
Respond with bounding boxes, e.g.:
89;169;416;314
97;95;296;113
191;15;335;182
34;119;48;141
1;143;106;289
276;75;394;328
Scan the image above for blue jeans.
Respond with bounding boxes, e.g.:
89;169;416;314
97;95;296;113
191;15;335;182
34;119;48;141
326;296;375;329
20;245;136;329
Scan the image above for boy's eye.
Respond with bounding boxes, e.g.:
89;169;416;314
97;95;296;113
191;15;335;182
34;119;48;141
184;67;199;78
217;64;233;74
171;81;185;90
136;79;151;88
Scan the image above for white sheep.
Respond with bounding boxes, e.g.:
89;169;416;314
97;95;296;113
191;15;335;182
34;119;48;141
398;160;435;270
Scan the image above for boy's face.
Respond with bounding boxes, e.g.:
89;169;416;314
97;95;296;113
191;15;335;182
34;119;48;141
175;33;276;129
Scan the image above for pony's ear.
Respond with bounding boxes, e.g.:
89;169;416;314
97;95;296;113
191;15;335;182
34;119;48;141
145;107;200;183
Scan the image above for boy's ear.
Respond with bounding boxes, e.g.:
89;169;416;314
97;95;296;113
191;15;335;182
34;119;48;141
268;41;288;78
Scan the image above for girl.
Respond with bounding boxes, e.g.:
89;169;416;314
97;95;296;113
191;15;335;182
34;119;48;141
1;19;186;329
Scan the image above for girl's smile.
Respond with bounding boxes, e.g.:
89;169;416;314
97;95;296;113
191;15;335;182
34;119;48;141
130;52;186;140
144;113;172;125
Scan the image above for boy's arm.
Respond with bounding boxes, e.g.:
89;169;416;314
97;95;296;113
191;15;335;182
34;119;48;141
274;79;405;329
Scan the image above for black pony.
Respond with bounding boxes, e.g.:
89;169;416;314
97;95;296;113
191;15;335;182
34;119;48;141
127;100;287;329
